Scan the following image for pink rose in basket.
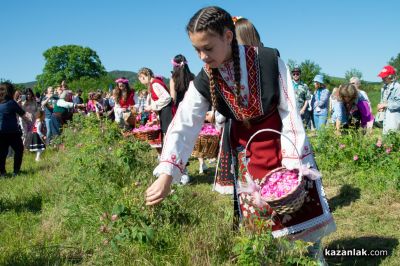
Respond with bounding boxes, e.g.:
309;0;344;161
132;124;160;133
260;170;299;201
199;124;220;136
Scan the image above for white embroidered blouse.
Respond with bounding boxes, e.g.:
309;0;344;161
150;82;172;111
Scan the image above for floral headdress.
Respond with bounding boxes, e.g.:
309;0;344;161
171;59;187;67
115;78;129;84
232;16;243;25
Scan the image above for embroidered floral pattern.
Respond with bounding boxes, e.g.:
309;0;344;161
204;46;263;121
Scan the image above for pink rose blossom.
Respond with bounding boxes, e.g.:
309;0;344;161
339;144;346;149
132;124;161;133
111;214;118;221
260;170;299;200
386;148;391;154
199;124;220;136
376;139;382;147
353;155;359;161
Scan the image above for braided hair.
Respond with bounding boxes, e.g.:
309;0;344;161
187;6;244;123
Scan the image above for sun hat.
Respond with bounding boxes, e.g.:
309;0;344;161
313;74;324;84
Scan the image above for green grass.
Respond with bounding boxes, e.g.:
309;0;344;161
1;120;399;265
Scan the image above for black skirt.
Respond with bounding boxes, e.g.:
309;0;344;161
159;102;173;134
29;133;46;151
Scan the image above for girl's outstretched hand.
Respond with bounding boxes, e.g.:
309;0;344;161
146;174;173;206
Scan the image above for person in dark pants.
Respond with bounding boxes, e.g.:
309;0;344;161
0;82;30;177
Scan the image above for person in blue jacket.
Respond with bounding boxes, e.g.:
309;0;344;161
311;75;331;130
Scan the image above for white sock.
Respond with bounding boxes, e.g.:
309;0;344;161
36;151;42;161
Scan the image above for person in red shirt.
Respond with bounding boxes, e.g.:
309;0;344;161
113;77;137;128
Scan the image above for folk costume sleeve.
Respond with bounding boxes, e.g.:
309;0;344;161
276;57;317;170
150;83;172;111
153;81;210;181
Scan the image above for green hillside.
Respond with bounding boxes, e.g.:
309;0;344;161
107;70;138;82
16;70;139;90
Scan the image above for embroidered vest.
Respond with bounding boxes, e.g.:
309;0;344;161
150;78;170;101
194;46;280;122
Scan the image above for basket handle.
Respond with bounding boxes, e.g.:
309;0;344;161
244;128;303;178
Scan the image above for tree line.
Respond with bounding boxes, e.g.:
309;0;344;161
3;45;400;93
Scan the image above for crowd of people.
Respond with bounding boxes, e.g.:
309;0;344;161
290;66;400;135
1;5;400;265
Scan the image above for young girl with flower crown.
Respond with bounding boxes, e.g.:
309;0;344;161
144;6;335;262
113;77;137;128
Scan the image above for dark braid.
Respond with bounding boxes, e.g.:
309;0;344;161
187;6;247;124
231;34;242;104
209;68;218;124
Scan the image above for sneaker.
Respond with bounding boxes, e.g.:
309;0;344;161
180;174;190;185
199;162;208;174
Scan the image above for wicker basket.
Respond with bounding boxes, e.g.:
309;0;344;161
244;129;307;215
123;110;136;127
259;167;307;215
132;129;161;141
192;134;220;158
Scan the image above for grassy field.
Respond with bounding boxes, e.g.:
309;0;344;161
1;116;399;265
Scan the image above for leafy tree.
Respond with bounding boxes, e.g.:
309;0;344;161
68;76;113;94
36;45;106;89
298;60;322;86
345;68;363;81
0;78;26;91
286;59;297;72
388;53;400;73
133;81;147;92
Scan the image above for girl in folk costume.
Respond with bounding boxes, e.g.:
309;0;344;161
29;110;46;161
113;77;138;127
145;6;335;261
213;15;262;194
138;68;173;143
